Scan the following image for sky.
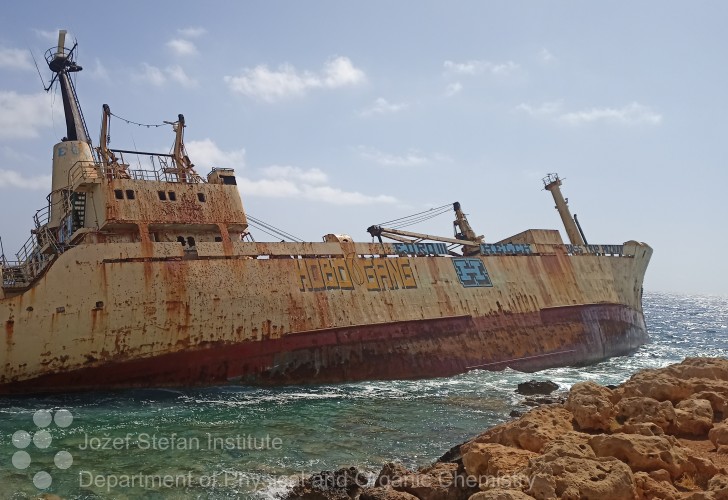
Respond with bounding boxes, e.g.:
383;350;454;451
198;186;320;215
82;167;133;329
0;1;726;295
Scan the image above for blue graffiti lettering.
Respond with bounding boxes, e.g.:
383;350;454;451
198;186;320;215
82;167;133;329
479;243;533;256
393;242;448;256
565;244;623;256
452;258;493;288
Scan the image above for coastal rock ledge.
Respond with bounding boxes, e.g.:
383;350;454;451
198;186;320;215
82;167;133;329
283;357;728;500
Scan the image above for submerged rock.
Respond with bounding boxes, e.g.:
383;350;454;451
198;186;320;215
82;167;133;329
516;380;559;396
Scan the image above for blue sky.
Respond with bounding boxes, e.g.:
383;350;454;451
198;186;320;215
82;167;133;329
0;2;726;295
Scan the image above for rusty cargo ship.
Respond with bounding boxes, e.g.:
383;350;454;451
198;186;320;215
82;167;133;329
0;33;652;394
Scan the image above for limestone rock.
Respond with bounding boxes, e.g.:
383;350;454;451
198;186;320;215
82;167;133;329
621;358;728;405
615;396;677;432
539;432;595;460
588;433;695;479
469;491;535;499
287;467;369;499
525;455;636;500
687;453;721;488
360;487;419;500
708;474;728;500
464;406;575;454
390;472;450;500
693;391;728;418
619;422;665;436
462;443;537;480
565;381;617;432
710;420;728;449
665;357;728;381
634;471;680;500
389;462;477;500
516;380;559;396
621;371;694;403
375;463;411;488
674;398;714;436
647;469;671;483
691;380;728;406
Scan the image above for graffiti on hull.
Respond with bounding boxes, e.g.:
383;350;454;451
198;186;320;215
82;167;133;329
296;257;417;292
453;258;493;288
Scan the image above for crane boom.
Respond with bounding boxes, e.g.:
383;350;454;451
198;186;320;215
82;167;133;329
367;202;484;255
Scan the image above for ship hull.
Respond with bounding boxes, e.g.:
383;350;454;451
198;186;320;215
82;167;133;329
0;303;645;393
0;236;652;394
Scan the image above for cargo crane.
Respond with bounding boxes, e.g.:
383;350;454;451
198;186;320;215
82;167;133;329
367;202;484;256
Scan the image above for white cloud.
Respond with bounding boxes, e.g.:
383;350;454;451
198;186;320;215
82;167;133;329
136;63;166;86
443;59;519;76
321;57;366;87
262;165;329;184
91;58;110;81
224;56;366;102
167;38;198;57
359;97;407;117
177;27;206;38
560;102;663;126
358;146;451;167
515;100;564;117
0;169;51;190
444;82;462;97
0;47;32;70
185;139;245;170
240;164;396;205
33;29;61;42
0;91;52;139
185;139;394;204
516;100;663;126
134;63;198;88
539;48;556;65
166;65;198;88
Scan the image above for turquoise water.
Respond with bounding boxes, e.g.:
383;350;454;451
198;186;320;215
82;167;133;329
1;291;727;499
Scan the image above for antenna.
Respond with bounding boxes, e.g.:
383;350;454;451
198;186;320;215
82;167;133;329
30;49;51;91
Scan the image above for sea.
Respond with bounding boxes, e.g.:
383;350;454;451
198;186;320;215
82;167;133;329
1;291;726;499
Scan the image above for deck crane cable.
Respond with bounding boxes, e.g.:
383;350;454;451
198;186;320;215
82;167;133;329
246;214;304;243
377;203;452;226
246;219;300;243
377;204;453;230
388;207;452;230
245;221;285;242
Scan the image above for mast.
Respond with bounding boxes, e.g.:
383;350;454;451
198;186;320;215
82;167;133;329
46;30;90;145
44;31;96;230
543;173;585;246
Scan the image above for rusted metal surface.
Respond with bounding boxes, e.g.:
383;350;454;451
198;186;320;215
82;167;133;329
0;235;651;393
0;302;645;393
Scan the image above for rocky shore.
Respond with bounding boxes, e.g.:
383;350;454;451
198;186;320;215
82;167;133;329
283;357;728;499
